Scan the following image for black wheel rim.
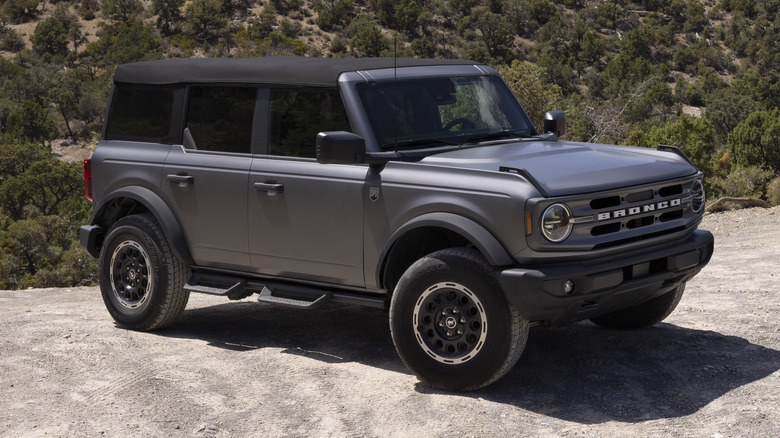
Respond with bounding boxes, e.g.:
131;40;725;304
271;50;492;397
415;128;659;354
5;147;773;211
109;240;154;309
412;282;487;364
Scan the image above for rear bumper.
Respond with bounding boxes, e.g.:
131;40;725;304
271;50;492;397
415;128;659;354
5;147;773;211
499;229;714;326
79;224;105;258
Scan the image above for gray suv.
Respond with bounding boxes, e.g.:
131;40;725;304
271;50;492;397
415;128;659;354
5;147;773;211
80;57;714;391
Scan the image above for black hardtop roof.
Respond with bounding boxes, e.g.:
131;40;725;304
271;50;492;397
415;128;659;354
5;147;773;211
113;56;478;87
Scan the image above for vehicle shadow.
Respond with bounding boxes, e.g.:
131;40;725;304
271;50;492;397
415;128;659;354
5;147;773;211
161;300;780;423
430;322;780;423
162;300;408;374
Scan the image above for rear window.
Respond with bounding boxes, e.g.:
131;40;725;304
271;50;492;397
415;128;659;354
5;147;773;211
105;85;177;143
186;86;256;154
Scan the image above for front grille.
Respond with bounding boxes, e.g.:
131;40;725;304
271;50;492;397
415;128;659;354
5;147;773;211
529;176;703;252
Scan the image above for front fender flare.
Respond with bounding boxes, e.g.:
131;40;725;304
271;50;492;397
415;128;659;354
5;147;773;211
90;186;194;265
377;212;514;286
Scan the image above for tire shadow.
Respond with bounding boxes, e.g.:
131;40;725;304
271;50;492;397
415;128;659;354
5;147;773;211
159;300;780;423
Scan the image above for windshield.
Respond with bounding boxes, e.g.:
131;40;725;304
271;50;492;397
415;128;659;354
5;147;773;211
357;75;534;149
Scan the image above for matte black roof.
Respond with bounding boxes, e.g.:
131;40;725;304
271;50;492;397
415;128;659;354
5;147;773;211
113;57;478;87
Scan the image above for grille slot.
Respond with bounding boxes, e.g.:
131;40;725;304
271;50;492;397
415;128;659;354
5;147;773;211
591;223;621;236
625;190;654;203
659;210;684;222
626;215;654;229
658;184;683;197
590;196;621;210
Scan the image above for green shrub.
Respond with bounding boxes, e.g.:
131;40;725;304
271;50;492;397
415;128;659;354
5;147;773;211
0;28;26;52
712;166;774;199
767;177;780;206
728;109;780;173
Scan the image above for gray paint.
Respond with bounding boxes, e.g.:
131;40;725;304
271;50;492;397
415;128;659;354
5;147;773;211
421;140;697;197
83;58;713;327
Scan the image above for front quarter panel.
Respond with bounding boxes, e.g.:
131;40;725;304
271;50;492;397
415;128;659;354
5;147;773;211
364;161;539;290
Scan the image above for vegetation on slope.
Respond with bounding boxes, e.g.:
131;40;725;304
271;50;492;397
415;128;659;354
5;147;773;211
0;0;778;288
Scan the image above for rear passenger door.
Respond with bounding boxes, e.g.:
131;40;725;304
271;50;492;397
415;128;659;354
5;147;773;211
248;88;367;287
160;86;256;270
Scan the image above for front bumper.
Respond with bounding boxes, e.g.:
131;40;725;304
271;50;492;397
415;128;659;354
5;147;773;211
499;229;714;326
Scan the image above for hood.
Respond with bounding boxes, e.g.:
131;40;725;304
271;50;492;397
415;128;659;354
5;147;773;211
421;140;698;197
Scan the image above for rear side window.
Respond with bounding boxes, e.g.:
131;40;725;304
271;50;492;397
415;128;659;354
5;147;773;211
186;86;256;154
269;89;350;158
105;85;176;142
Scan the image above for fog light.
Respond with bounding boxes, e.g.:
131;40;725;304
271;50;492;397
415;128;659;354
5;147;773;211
563;280;575;294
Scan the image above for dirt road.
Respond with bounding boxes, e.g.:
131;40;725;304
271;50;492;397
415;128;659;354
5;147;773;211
1;207;779;437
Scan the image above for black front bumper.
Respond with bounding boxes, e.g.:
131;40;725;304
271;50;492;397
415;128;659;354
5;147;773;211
499;229;714;326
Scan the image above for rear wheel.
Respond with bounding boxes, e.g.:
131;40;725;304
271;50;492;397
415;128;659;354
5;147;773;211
590;284;685;330
98;214;190;331
389;248;529;391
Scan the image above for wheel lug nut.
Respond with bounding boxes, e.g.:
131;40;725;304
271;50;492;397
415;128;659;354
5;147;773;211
457;329;463;335
452;308;458;314
439;321;444;327
446;330;453;336
460;317;466;324
441;310;447;315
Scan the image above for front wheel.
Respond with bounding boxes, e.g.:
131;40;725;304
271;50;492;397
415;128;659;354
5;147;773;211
389;248;529;391
98;214;190;331
589;284;686;330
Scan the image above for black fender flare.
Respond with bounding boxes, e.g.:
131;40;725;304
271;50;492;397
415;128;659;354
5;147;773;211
91;186;194;265
377;212;514;286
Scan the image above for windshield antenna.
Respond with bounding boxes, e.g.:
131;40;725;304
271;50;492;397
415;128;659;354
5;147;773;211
393;36;398;154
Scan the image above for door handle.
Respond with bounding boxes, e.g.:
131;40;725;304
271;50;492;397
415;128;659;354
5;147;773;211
167;174;194;187
254;181;284;196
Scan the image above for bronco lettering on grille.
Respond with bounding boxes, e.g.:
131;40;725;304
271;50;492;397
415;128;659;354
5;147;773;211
597;198;682;221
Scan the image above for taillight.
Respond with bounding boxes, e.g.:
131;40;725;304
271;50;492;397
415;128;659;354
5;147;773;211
84;158;93;201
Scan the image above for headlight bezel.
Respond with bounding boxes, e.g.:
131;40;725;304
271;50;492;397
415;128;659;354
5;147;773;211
540;203;573;243
690;179;705;214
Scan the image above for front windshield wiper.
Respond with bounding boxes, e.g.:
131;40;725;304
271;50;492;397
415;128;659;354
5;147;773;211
465;130;533;143
381;137;461;150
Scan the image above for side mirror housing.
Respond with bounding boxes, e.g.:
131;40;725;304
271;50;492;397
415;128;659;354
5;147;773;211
543;110;566;139
316;131;367;164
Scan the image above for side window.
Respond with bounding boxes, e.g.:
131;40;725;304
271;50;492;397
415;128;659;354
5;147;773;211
186;86;256;154
105;85;176;142
269;88;351;158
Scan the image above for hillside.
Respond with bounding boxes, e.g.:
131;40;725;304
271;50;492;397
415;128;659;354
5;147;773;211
2;1;778;149
0;0;779;290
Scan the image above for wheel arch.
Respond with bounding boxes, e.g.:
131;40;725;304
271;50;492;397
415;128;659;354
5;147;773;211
90;186;194;265
378;212;513;293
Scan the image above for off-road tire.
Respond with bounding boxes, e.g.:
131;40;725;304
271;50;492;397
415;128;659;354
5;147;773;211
590;284;686;330
98;214;190;331
389;248;529;391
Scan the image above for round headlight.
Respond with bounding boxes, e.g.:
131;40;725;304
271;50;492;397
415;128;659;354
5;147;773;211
691;179;705;213
541;204;573;242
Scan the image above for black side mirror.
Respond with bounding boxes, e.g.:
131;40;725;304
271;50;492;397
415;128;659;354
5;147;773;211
316;131;367;164
543;110;566;139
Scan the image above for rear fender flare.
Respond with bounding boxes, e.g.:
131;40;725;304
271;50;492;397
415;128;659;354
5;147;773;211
91;186;194;265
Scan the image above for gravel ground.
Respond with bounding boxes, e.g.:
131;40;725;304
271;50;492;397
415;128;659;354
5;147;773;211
1;207;778;437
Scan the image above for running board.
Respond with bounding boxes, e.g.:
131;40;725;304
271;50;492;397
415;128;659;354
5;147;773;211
257;286;332;309
184;272;249;300
184;271;387;309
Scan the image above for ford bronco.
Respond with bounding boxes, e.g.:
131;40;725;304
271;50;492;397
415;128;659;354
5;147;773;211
80;57;714;390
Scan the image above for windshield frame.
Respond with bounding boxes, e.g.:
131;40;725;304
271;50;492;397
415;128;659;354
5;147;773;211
355;74;535;151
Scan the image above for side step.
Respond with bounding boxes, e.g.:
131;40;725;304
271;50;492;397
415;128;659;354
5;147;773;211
184;271;387;309
184;272;249;300
257;285;332;309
